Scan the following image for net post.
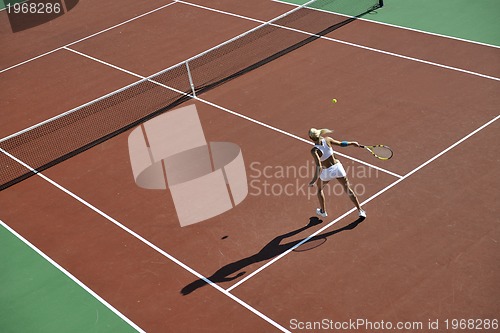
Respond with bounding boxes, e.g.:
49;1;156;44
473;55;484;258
185;61;196;98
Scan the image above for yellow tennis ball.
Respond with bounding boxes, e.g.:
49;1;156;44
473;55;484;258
332;98;337;104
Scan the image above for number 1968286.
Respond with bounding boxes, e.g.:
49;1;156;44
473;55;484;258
444;318;498;330
7;2;62;14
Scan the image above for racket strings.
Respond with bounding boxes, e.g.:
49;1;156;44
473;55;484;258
370;146;393;159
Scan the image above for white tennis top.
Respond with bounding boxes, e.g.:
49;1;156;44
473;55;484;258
314;138;334;162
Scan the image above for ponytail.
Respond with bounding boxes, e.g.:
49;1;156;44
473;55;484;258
308;128;333;141
319;129;333;137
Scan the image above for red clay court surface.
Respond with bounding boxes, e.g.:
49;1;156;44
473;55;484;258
1;0;499;332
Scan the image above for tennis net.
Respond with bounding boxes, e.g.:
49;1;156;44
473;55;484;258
0;0;383;191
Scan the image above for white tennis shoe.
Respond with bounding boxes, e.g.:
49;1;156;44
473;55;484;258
358;209;366;218
316;208;328;218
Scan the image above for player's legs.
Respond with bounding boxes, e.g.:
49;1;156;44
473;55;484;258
337;177;365;216
316;178;329;217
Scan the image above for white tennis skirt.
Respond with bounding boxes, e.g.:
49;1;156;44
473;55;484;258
320;163;347;181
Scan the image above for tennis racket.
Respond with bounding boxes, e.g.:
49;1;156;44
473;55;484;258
360;145;393;160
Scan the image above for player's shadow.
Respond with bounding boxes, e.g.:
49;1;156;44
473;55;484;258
180;215;365;295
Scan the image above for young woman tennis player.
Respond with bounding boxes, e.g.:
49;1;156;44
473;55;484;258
308;128;366;218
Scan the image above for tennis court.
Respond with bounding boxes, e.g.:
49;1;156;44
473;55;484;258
1;0;499;332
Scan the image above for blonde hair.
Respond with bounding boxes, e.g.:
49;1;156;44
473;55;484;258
308;128;333;141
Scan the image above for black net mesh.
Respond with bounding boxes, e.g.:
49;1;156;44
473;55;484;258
0;0;383;191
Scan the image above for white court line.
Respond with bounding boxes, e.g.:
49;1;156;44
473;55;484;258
1;101;497;329
0;3;496;329
0;147;292;333
3;0;499;83
290;29;500;82
64;46;402;178
271;0;500;49
195;98;404;179
177;0;500;82
0;1;178;74
0;0;305;74
2;0;498;143
0;0;500;144
0;77;146;143
226;113;500;291
0;219;146;333
0;1;297;143
2;1;483;329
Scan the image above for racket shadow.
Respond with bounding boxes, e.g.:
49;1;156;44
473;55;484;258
180;216;365;295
